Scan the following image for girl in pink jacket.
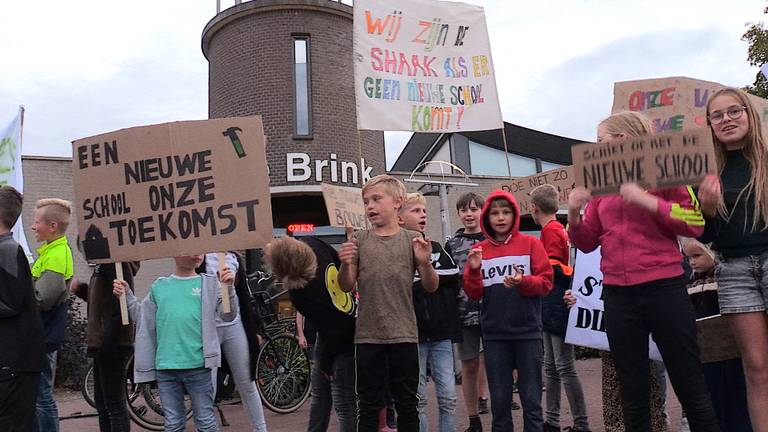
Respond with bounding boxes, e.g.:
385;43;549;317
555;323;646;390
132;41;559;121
567;111;720;432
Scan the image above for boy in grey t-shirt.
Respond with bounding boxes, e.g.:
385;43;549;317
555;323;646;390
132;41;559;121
339;175;438;432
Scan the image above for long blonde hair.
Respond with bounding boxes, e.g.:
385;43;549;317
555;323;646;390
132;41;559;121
599;111;653;138
706;87;768;231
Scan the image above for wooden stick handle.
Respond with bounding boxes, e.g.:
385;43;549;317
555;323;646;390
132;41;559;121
115;263;129;326
217;252;231;313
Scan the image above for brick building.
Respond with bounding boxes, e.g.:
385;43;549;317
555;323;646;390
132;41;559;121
202;0;385;238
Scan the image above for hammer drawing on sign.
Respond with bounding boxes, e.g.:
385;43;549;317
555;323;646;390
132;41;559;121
222;127;247;158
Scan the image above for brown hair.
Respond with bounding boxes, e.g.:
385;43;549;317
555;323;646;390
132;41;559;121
0;186;23;229
456;192;484;211
36;198;72;233
265;236;318;290
706;87;768;231
530;184;559;214
599;111;652;138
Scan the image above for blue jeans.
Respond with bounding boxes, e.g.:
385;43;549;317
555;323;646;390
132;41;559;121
33;351;59;432
417;340;456;432
484;339;543;432
157;368;218;432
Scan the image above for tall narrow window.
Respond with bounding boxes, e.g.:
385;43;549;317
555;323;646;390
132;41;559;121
293;37;311;137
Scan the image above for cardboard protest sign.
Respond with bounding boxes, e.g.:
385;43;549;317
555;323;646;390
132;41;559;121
353;0;502;132
696;315;740;363
492;166;575;215
565;248;663;361
321;183;372;230
612;76;768;132
72;117;273;264
571;128;715;195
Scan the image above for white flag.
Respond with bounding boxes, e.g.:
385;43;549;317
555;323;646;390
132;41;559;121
1;108;32;259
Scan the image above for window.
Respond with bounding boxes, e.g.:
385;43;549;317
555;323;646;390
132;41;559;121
468;141;537;176
541;160;565;172
293;37;311;137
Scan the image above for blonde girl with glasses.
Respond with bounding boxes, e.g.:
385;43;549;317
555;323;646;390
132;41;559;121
699;87;768;432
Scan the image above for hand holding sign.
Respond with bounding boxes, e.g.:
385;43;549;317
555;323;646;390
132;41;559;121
567;187;592;212
217;252;232;313
467;247;483;270
112;278;128;297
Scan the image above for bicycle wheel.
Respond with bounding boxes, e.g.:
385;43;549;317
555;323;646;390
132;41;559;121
81;363;96;409
256;334;311;414
124;355;193;430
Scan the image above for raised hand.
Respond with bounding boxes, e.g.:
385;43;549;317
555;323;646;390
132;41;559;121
412;237;432;266
567;187;592;213
503;267;523;288
339;238;359;266
467;247;483;270
698;175;722;217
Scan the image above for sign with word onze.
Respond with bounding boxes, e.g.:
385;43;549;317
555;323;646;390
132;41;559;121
571;128;715;195
353;0;502;132
492;166;575;215
72;117;273;264
613;76;768;132
321;183;372;230
565;248;662;361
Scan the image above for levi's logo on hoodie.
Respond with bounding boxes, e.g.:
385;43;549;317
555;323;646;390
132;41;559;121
481;255;530;287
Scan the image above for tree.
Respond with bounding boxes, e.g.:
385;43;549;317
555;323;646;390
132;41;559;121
743;6;768;98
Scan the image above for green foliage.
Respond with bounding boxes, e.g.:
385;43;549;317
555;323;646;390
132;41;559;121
743;6;768;98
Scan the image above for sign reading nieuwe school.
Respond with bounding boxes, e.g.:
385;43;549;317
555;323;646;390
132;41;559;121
571;128;716;196
353;0;502;132
72;117;273;263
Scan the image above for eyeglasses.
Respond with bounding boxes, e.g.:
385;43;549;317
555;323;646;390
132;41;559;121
708;105;747;125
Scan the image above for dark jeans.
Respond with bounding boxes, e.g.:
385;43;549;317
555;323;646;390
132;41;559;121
603;277;720;432
0;370;40;431
703;358;752;432
93;351;132;432
355;343;419;432
483;339;543;432
307;339;355;432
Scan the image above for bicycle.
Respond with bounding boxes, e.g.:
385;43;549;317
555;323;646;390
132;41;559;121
246;271;312;414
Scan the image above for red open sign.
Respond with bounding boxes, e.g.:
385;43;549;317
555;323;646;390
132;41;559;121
287;223;315;233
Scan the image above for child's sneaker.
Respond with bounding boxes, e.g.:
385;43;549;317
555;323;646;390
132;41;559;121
511;400;521;410
478;397;489;414
563;428;591;432
512;381;519;393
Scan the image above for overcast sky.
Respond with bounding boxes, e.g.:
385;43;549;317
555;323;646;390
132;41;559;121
0;0;763;169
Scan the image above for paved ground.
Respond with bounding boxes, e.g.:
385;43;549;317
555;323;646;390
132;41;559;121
57;358;683;431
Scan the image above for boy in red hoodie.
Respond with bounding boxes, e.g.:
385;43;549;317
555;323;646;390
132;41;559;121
464;190;553;432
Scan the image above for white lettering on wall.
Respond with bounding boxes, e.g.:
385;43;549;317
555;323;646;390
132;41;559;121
286;153;374;185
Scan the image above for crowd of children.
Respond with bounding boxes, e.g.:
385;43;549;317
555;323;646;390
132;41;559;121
1;86;767;432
